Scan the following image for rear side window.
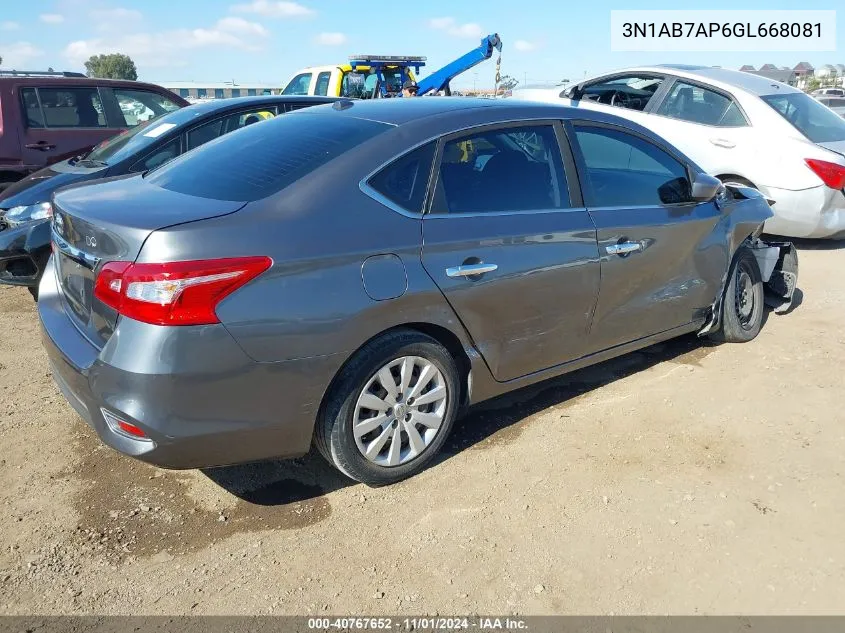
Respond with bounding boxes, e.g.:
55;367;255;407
113;88;181;126
368;143;436;213
314;72;332;96
656;81;748;127
147;112;391;201
574;126;693;207
23;87;106;128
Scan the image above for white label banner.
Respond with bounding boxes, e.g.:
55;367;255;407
610;10;836;52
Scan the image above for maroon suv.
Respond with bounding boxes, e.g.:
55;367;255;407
0;71;189;191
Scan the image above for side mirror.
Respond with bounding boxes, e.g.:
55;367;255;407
561;84;579;99
691;173;722;202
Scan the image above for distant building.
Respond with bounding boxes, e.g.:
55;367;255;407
815;64;837;78
739;63;798;86
736;61;845;90
155;81;280;101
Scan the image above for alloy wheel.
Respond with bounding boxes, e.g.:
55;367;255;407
352;356;448;467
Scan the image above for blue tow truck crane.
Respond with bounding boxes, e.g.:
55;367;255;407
416;33;503;96
345;33;503;98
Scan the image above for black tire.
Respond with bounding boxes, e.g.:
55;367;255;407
27;286;39;302
710;246;764;343
315;330;461;486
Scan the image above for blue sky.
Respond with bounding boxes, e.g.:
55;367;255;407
0;0;841;89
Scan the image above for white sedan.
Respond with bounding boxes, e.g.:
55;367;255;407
510;65;845;238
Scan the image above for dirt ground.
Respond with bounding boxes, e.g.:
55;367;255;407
0;240;843;616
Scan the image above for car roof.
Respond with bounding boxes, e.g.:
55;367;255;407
303;97;544;125
302;96;667;131
184;95;341;114
0;76;173;89
633;64;803;96
290;65;340;74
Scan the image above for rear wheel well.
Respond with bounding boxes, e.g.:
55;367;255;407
315;323;474;439
403;322;472;405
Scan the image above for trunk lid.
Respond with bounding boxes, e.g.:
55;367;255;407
817;140;845;159
50;174;246;347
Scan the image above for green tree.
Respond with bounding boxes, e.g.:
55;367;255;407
805;76;821;92
498;75;519;91
0;56;3;66
84;53;138;80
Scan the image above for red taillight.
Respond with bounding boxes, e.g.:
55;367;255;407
94;256;272;326
805;158;845;190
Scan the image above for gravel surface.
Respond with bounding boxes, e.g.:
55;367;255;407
1;240;843;615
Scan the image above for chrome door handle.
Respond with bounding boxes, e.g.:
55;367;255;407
446;263;498;278
606;242;643;256
709;137;736;149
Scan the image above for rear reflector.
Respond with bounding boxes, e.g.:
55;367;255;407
805;158;845;190
94;256;272;326
101;408;151;441
118;420;146;438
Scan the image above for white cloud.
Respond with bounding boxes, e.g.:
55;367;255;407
428;17;454;30
89;8;143;32
1;21;21;31
216;16;269;36
514;39;539;52
40;13;65;24
1;42;44;68
313;32;347;46
231;0;314;17
63;18;270;69
427;17;483;39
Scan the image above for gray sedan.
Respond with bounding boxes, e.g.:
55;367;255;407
39;98;797;486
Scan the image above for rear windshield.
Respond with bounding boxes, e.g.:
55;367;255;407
762;92;845;143
146;111;391;201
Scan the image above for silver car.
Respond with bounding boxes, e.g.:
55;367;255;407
39;98;798;486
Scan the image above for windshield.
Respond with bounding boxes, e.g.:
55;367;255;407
341;69;406;99
762;92;845;143
85;115;165;163
85;104;209;164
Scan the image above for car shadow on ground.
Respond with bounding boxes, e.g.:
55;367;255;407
437;333;720;464
202;332;727;505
